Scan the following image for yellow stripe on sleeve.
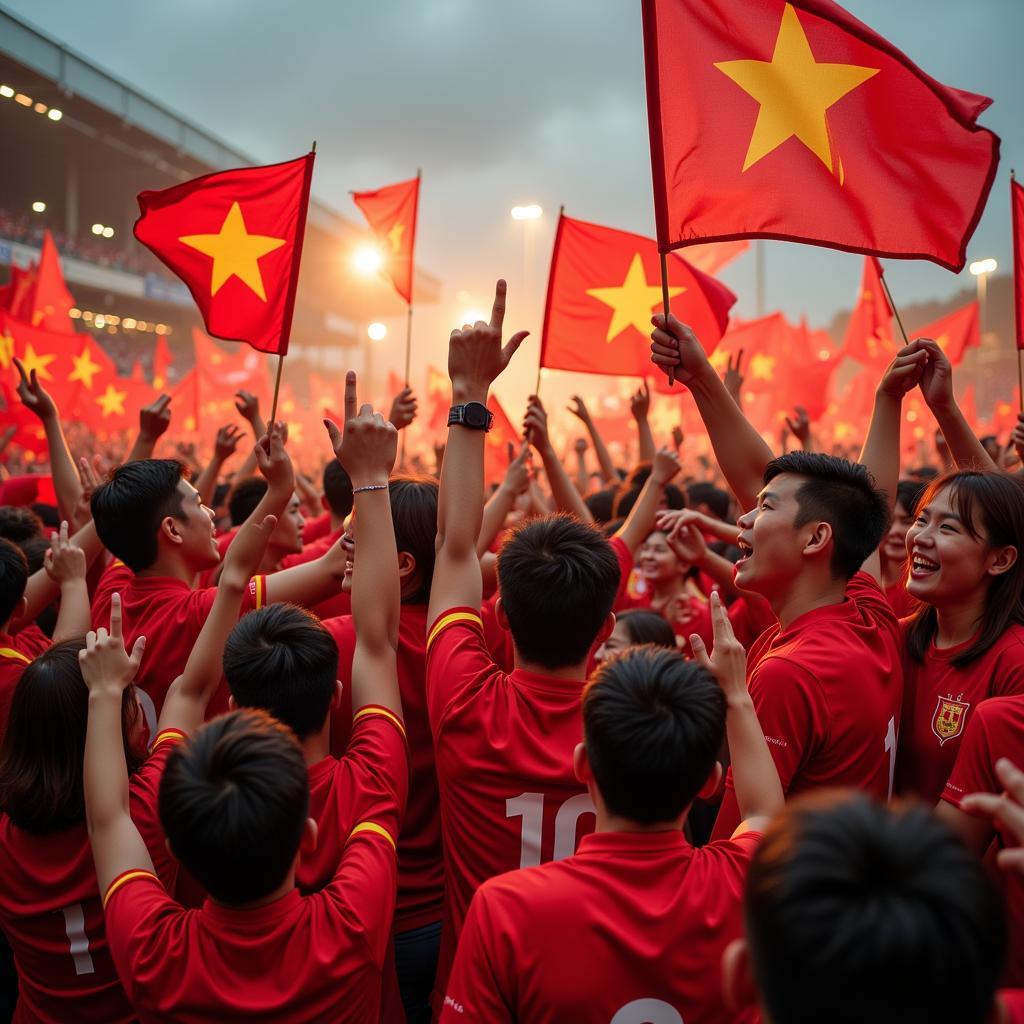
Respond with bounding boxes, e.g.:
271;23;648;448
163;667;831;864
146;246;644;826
352;706;407;740
103;869;158;909
151;729;187;750
426;610;483;651
0;647;30;665
349;821;397;851
254;575;265;610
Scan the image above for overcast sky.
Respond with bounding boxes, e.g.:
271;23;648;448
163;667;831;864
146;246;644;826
6;0;1022;404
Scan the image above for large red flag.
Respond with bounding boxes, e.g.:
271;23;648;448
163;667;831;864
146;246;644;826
540;214;735;378
352;176;420;305
135;153;315;356
642;0;1000;271
913;302;980;366
842;257;893;365
1013;177;1024;350
9;231;76;334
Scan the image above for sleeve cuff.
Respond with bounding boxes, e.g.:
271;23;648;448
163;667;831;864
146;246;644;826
427;608;484;651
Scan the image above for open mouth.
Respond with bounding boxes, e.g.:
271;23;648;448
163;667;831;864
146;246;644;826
910;552;939;578
735;535;754;566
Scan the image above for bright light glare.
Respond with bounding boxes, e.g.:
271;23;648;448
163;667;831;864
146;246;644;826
0;86;12;98
353;246;383;275
102;226;114;238
367;322;387;341
47;108;62;121
459;310;487;326
31;201;45;213
969;258;997;276
91;223;103;235
511;204;542;221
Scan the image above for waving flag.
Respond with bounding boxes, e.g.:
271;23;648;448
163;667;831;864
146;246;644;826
352;176;420;304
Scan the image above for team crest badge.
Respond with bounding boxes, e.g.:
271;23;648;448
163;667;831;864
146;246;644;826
931;696;970;745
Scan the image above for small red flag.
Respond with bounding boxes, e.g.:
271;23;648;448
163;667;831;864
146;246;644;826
352;176;420;305
153;335;172;390
135;153;315;356
484;395;521;486
912;303;980;366
12;231;76;334
540;214;735;378
842;257;893;365
425;365;450;433
1013;177;1024;350
642;0;1000;271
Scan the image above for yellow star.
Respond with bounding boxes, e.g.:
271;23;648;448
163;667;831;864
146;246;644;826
20;342;56;382
749;353;777;381
387;222;405;253
184;415;197;432
96;383;127;418
934;333;950;352
0;333;13;371
287;421;304;444
179;202;286;302
69;346;103;389
586;254;684;343
715;3;878;174
709;348;731;372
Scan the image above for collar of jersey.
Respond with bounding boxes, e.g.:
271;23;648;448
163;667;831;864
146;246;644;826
203;886;302;926
576;829;689;855
508;667;587;695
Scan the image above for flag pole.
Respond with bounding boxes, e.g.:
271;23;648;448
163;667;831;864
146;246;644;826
877;267;909;345
270;354;285;424
399;167;421;469
535;204;563;398
1013;170;1023;414
659;251;676;385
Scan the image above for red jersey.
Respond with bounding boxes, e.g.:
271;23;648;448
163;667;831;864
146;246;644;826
1002;990;1024;1024
426;608;597;991
282;525;343;569
884;577;916;619
617;584;714;658
713;573;903;839
0;731;182;1024
302;511;332;543
441;828;761;1023
91;562;265;726
727;593;776;651
102;727;407;1024
941;695;1024;987
896;623;1024;804
325;605;442;932
0;625;50;742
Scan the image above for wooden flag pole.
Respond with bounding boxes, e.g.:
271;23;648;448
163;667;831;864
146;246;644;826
659;252;676;385
534;204;564;398
269;353;285;425
877;268;909;345
1013;170;1023;413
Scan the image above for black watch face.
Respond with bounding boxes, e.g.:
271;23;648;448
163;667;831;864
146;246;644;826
463;402;488;428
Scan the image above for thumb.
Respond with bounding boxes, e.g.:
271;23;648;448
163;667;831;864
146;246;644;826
323;418;342;449
689;633;711;671
128;635;147;673
502;330;529;364
259;514;278;534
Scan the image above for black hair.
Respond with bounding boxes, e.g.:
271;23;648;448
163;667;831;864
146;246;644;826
895;479;926;517
323;461;354;520
585;488;617;525
763;452;889;580
224;605;339;740
91;459;186;572
390;475;438;604
497;513;621;669
613;609;678;649
613;465;686;518
0;539;28;625
583;646;724;823
227;477;268;528
745;792;1005;1024
687;482;731;522
0;506;43;545
158;708;310;906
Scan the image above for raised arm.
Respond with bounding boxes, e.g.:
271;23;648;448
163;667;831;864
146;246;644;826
429;280;528;626
690;593;783;833
614;448;682;554
192;424;243;507
232;390;267;481
630;382;656;464
16;519;102;631
388;385;419;431
477;442;530;557
568;395;617;485
44;521;91;642
651;314;774;512
657;509;741;597
523;395;593;523
125;394;172;464
327;373;402;715
80;595;154;897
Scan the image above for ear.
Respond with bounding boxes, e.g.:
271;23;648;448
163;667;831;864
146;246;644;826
988;545;1018;577
301;817;319;853
15;595;27;621
801;520;833;560
160;515;185;547
721;938;759;1014
698;761;724;801
573;742;591;785
331;679;343;710
227;695;237;711
397;551;417;582
494;596;509;632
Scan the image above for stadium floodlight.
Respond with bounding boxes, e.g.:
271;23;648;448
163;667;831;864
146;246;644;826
353;246;383;275
367;322;387;341
969;258;997;276
0;85;13;98
91;223;104;235
458;310;488;325
102;226;114;238
31;201;46;213
14;93;31;107
511;204;542;221
33;102;47;114
47;108;62;122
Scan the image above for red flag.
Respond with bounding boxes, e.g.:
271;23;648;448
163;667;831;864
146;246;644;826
484;395;521;486
913;303;980;366
0;266;34;319
9;232;76;334
681;240;749;277
425;365;450;433
642;0;1000;271
842;257;893;365
960;384;978;430
1013;177;1024;350
352;176;420;305
135;153;315;356
540;214;735;378
153;335;172;390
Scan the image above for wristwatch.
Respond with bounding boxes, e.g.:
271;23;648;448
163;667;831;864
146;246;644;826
448;402;494;432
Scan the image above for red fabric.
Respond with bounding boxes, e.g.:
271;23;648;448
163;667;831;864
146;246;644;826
942;695;1024;986
483;395;520;488
540;214;735;378
441;829;761;1024
301;512;332;544
152;336;172;391
7;231;75;335
1002;989;1024;1024
1014;179;1024;350
351;177;420;305
0;475;54;507
103;745;407;1024
912;302;980;366
842;257;893;364
0;735;180;1024
883;578;916;620
281;526;343;569
683;239;749;276
726;593;777;650
135;154;315;355
712;573;903;839
425;366;450;433
896;623;1024;804
642;0;999;272
425;608;596;994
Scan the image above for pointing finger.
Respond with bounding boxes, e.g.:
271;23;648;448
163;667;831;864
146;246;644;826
344;371;358;423
490;279;508;331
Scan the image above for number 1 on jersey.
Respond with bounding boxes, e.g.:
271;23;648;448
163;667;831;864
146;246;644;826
506;792;596;870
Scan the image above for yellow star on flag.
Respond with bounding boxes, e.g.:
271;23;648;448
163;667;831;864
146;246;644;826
286;420;304;445
19;343;57;382
749;353;777;381
0;332;13;371
934;333;950;352
69;347;103;389
586;254;684;343
714;3;878;174
96;384;128;418
179;202;286;301
387;222;405;253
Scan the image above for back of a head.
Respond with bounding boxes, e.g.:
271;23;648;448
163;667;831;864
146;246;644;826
763;451;888;580
583;646;725;823
687;482;731;522
158;708;309;905
497;513;621;669
227;477;268;527
389;474;438;603
0;505;44;545
745;792;1005;1024
91;459;185;572
615;609;678;650
223;605;339;739
0;538;29;625
323;460;354;520
584;488;616;525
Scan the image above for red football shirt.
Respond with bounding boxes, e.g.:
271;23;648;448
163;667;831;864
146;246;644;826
91;562;265;727
712;573;903;840
896;624;1024;804
281;525;343;569
441;828;761;1023
726;593;776;651
426;608;597;992
302;511;332;544
0;625;50;742
103;735;408;1024
1002;989;1024;1024
884;577;917;619
941;695;1024;987
0;731;182;1024
324;605;443;932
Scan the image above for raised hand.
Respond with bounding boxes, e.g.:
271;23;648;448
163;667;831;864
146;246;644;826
723;349;745;403
324;371;398;488
688;591;747;700
961;759;1024;877
503;441;532;497
14;357;57;421
71;455;104;531
567;395;592;424
650;313;713;387
878;343;928;399
214;424;244;461
913;338;955;410
254;422;294;496
221;514;278;591
139;394;172;443
234;390;260;424
78;593;146;696
388;386;419;430
785;405;811;446
650;446;682;486
522;394;550;451
448;279;528;397
671;425;684;451
630;380;651;421
44;520;87;584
